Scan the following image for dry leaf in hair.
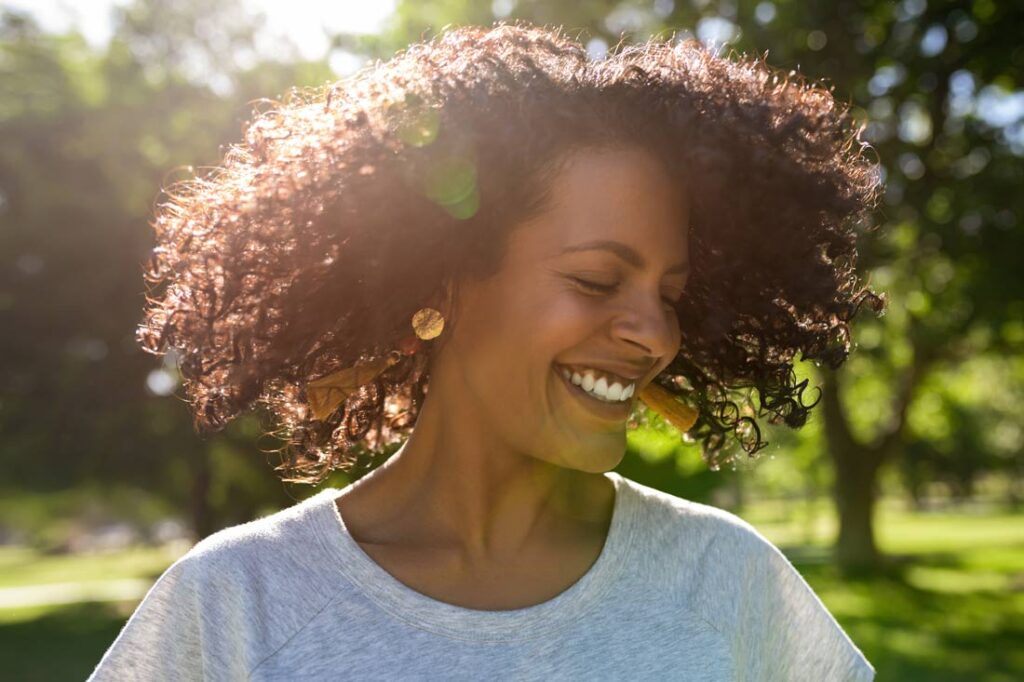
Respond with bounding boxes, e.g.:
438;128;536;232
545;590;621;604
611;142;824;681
638;381;699;433
307;355;397;421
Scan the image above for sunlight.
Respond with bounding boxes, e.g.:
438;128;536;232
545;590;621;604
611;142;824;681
249;0;396;60
8;0;396;58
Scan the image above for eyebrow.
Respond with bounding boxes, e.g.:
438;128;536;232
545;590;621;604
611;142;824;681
557;239;690;275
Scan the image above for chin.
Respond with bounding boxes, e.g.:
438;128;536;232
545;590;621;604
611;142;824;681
562;445;625;474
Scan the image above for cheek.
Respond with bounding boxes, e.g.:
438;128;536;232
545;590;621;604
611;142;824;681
529;292;606;404
531;293;601;356
484;275;591;342
452;282;557;383
454;276;599;392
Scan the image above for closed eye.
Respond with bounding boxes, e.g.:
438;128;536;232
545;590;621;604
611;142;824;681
570;276;681;307
570;276;616;294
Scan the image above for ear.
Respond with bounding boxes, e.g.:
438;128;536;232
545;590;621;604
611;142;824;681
430;276;460;325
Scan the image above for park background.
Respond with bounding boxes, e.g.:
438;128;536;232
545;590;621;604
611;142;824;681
1;0;1022;679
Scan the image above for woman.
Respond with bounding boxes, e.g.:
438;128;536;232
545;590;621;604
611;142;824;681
91;23;882;681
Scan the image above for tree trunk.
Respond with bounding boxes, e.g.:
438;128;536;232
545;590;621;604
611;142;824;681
832;438;882;571
821;367;886;573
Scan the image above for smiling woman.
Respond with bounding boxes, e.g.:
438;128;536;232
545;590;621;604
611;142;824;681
91;22;881;681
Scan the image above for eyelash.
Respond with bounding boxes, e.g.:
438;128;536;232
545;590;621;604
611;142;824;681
570;277;681;307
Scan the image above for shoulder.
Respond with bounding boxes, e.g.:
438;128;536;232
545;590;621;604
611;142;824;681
88;490;345;681
155;488;347;653
616;474;773;565
615;476;875;681
178;488;343;597
614;474;797;624
157;490;345;663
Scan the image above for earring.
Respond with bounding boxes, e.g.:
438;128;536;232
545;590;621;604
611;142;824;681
412;306;444;340
397;306;445;355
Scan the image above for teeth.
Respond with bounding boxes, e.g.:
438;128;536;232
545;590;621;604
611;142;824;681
558;365;634;403
607;382;623;401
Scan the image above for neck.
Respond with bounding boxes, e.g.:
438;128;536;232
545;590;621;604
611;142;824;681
341;371;610;563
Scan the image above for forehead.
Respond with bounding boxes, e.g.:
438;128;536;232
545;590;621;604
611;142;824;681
508;146;689;258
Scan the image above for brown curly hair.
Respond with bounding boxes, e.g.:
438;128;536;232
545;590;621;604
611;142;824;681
136;22;885;484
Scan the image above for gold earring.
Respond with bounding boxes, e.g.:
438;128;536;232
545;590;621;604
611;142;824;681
412;307;444;340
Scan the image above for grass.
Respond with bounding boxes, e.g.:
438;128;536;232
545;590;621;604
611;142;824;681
0;499;1021;680
0;544;186;589
739;498;1024;682
0;602;133;681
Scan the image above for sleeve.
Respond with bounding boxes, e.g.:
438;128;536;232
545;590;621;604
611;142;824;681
730;536;876;682
86;551;250;682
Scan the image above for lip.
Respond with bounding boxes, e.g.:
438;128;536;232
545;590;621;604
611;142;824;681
558;361;653;383
554;364;634;421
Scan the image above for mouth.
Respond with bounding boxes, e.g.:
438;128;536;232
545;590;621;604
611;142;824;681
553;363;634;422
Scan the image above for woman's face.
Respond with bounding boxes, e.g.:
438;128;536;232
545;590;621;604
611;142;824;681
434;145;690;473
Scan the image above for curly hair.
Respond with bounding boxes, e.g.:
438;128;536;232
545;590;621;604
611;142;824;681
136;22;885;484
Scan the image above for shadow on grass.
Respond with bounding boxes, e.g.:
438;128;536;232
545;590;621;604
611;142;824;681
0;600;131;681
792;551;1024;682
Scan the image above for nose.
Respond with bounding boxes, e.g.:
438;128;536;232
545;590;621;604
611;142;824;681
609;291;682;360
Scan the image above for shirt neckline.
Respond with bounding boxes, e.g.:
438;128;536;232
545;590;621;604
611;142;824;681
310;470;637;642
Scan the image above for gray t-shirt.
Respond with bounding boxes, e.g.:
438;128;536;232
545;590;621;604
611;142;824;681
88;472;875;681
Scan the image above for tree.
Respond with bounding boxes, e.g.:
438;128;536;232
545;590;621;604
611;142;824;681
0;1;333;537
375;0;1024;571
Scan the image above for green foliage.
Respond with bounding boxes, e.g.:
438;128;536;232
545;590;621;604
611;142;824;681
0;2;335;525
1;0;1021;539
2;4;1020;676
0;484;174;551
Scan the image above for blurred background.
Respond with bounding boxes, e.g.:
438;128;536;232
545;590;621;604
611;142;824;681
1;0;1021;679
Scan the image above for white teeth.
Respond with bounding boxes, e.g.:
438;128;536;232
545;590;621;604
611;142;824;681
557;365;635;403
607;382;623;401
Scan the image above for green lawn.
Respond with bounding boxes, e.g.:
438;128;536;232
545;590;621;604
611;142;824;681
740;499;1024;682
1;501;1021;681
0;544;183;589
